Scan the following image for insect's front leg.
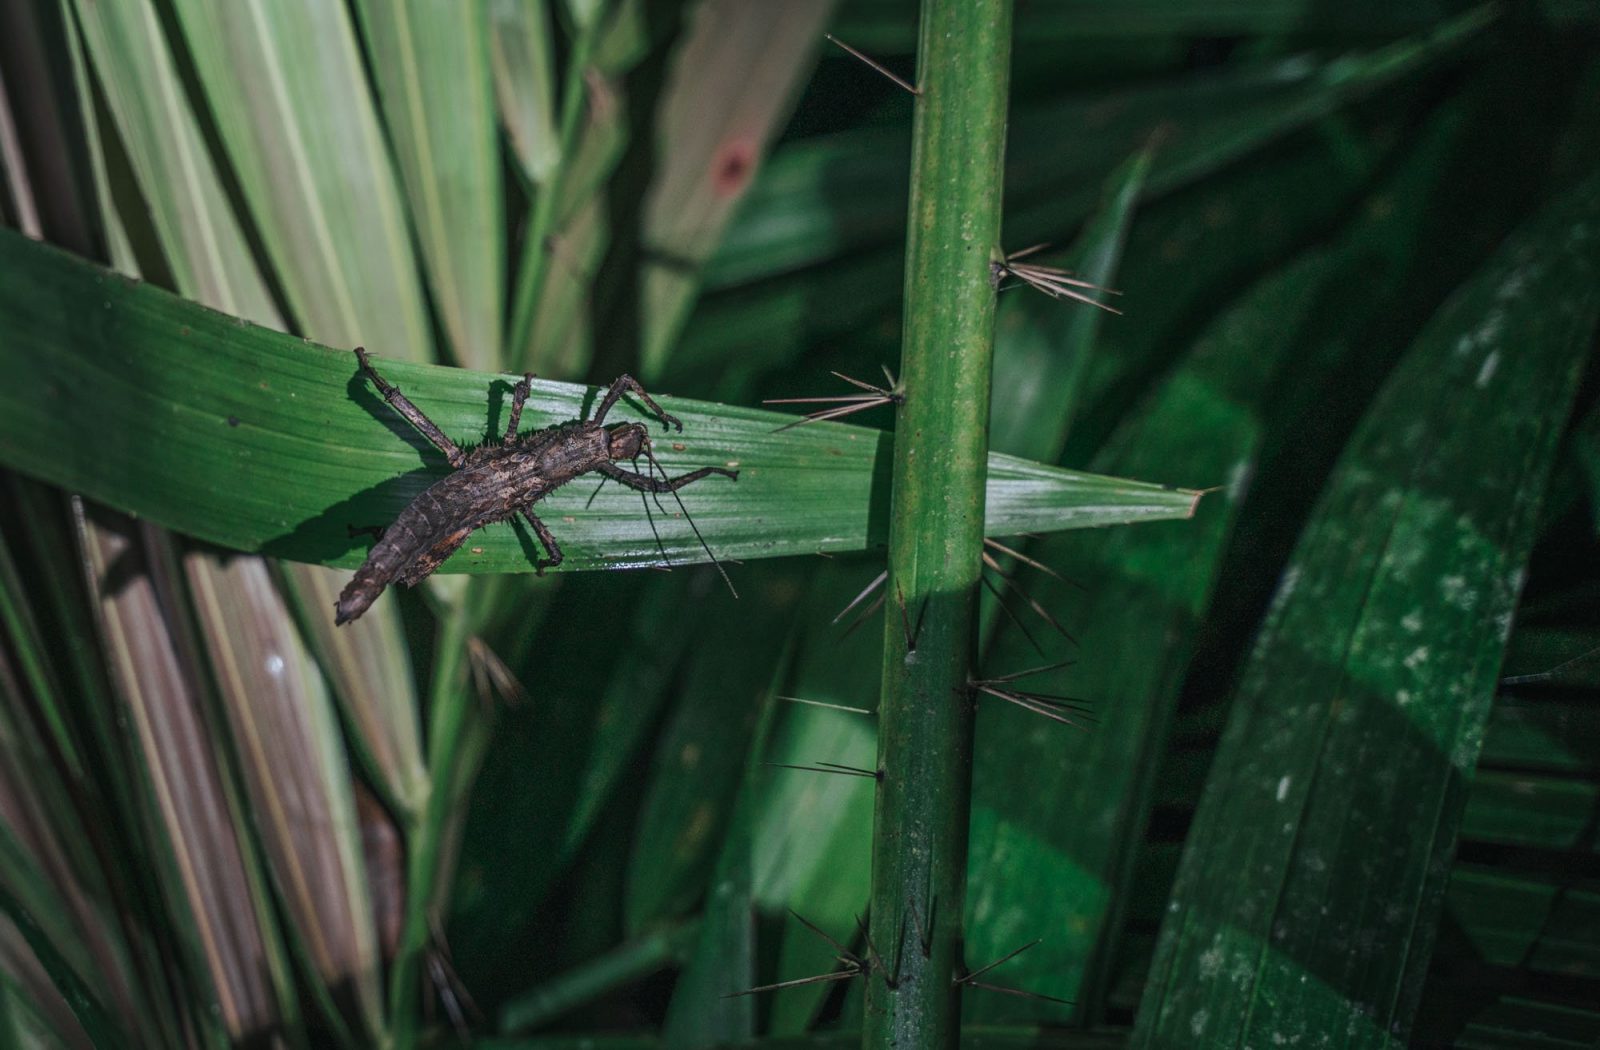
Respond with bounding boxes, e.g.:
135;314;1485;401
594;374;682;432
520;508;564;575
599;462;739;493
503;372;536;443
355;347;466;468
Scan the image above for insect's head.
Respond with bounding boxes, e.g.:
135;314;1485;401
606;422;649;462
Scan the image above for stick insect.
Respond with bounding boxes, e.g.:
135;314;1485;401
335;348;738;625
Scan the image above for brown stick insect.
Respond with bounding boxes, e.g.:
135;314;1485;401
335;348;738;625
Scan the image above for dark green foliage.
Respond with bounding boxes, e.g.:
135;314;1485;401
0;1;1597;1047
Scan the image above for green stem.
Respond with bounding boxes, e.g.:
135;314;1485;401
506;9;606;366
386;578;497;1047
499;918;700;1034
864;2;1012;1049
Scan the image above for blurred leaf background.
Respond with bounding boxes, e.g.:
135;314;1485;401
0;0;1598;1047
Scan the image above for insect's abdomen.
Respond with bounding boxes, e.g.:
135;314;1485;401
334;428;608;624
335;483;481;624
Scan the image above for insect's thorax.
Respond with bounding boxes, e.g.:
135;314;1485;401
443;422;611;519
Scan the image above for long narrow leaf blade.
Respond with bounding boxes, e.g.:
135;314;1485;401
103;0;430;823
639;0;835;374
65;2;396;1029
988;143;1150;464
353;0;503;370
708;10;1489;290
278;564;427;817
968;105;1472;1022
1133;175;1600;1048
750;571;882;1034
74;508;281;1044
488;0;560;187
67;0;277;324
164;0;434;364
183;554;383;1037
0;706;129;1047
0;841;120;1049
0;231;1201;574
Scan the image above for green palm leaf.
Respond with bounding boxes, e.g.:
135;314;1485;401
0;231;1200;577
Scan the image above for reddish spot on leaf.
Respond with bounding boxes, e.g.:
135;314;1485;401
711;137;758;198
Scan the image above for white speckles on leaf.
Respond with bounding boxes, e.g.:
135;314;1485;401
1451;738;1483;771
1475;349;1500;388
1383;534;1427;584
1439;574;1477;610
1227;458;1255;501
1495;268;1531;300
1453;309;1506;358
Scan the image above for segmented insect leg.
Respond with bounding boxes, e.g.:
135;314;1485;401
599;463;739;492
354;347;466;468
503;372;536;443
594;374;683;432
519;508;564;574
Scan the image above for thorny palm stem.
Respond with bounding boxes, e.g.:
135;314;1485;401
864;2;1012;1048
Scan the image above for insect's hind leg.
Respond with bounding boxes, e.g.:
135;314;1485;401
355;347;466;468
599;463;739;493
503;372;536;443
519;508;564;575
593;374;682;432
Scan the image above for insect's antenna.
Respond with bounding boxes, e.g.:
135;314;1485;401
647;445;739;600
639;454;673;519
633;460;672;567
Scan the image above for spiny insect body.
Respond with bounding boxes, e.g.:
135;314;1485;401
335;348;737;625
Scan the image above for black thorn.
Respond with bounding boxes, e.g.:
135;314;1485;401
963;980;1074;1005
722;967;862;999
776;695;873;716
824;33;919;95
980;571;1045;657
788;909;863;968
958;938;1042;984
765;762;881;780
853;914;894;988
833;569;888;626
